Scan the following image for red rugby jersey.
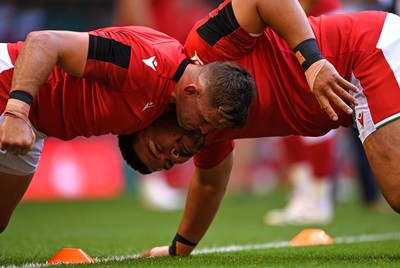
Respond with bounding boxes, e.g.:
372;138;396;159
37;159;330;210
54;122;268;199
184;0;387;169
2;26;187;140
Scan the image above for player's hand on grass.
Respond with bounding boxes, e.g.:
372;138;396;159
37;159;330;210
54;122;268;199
139;233;197;257
0;115;35;156
139;246;170;258
306;59;359;121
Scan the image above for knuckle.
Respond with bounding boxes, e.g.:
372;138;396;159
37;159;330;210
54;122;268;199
321;105;329;110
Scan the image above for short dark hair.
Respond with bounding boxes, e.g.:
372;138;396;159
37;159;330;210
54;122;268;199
200;61;256;129
118;134;152;175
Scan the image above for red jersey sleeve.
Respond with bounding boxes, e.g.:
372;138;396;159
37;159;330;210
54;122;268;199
193;139;235;169
184;0;256;64
84;26;187;91
84;31;131;90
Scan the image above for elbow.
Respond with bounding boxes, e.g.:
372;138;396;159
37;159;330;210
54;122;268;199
25;31;61;56
23;30;63;68
26;30;56;44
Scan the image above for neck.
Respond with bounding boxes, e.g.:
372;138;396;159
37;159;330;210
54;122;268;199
170;64;201;103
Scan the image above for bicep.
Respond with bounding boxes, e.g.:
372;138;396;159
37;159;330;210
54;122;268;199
52;31;89;77
232;0;266;35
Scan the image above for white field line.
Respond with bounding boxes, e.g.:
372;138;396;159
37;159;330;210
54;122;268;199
5;232;400;268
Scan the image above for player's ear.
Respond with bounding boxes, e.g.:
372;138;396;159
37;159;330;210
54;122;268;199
183;83;200;96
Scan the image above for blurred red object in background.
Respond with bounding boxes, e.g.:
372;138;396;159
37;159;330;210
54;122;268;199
23;136;125;201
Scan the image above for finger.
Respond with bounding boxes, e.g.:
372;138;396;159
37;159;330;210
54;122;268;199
5;145;15;153
139;250;150;258
20;147;30;156
13;147;22;155
152;247;169;257
1;144;8;151
325;89;353;115
317;95;338;121
338;77;359;93
332;95;353;115
322;86;352;112
333;84;358;106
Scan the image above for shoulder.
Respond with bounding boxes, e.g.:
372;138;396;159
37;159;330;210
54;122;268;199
184;0;256;63
89;26;184;61
89;26;179;46
88;25;186;75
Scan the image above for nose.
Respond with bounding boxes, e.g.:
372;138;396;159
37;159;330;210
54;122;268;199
170;148;181;160
199;124;213;134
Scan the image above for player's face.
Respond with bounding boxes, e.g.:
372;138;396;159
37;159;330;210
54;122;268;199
132;114;205;172
175;93;223;135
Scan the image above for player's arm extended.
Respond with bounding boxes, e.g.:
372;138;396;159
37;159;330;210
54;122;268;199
12;30;88;98
232;0;358;121
0;30;88;155
140;152;234;257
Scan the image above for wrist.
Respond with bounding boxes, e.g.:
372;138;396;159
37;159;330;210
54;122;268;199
5;91;33;126
304;59;327;92
9;90;34;105
169;233;197;256
293;38;324;71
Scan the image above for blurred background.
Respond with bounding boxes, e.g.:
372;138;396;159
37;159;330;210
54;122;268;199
1;0;397;223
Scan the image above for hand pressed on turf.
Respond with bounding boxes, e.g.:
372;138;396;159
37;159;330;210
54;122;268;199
139;246;170;258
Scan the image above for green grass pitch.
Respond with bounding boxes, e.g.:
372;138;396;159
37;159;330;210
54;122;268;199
1;189;400;267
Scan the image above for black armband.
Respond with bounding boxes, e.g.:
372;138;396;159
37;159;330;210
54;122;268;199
168;233;197;256
293;38;324;71
9;90;34;105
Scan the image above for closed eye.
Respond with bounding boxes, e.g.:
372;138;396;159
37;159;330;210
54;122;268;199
155;143;163;153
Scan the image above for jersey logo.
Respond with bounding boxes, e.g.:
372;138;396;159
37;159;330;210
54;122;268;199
142;56;158;71
141;101;154;112
357;112;364;127
189;51;204;65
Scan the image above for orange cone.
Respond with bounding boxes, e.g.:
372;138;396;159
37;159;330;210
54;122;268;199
47;248;95;264
290;228;334;246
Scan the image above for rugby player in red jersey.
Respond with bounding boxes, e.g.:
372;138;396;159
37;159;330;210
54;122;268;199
0;26;256;233
136;0;400;256
0;0;355;234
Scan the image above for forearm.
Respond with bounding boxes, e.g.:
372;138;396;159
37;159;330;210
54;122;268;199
232;0;358;121
11;30;88;98
260;0;315;49
0;30;89;155
171;155;234;256
11;31;60;98
178;174;227;242
1;32;58;153
139;170;231;258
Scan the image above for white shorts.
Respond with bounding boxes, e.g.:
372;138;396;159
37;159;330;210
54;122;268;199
0;112;46;176
351;13;400;143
